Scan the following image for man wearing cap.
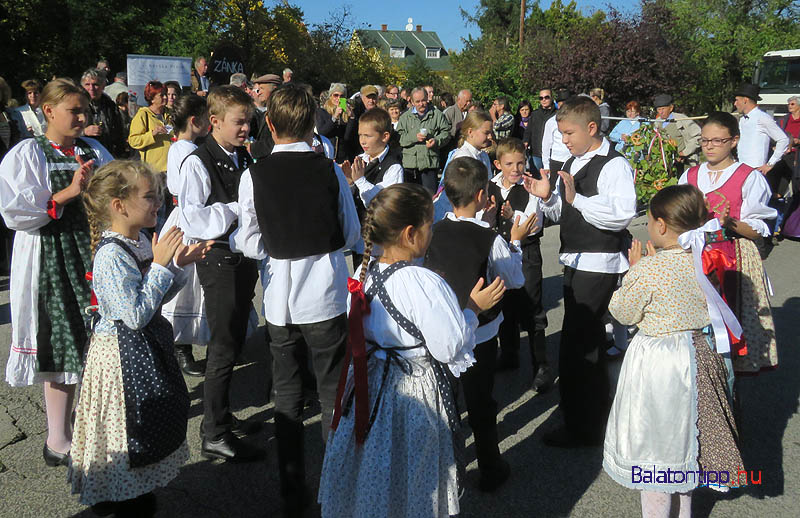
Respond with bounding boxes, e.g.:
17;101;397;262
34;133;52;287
654;94;702;172
249;73;282;160
733;82;790;174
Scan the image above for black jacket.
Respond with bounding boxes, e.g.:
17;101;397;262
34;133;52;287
523;107;557;158
88;94;125;157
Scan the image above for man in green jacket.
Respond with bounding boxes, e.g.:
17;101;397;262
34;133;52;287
396;87;451;192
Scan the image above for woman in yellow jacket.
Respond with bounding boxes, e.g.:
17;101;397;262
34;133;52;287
128;80;172;227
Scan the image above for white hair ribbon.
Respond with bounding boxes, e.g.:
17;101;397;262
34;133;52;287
677;219;742;354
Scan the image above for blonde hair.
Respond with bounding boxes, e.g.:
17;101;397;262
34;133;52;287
207;85;254;120
590;88;605;101
39;78;89;119
82;160;163;257
458;110;492;147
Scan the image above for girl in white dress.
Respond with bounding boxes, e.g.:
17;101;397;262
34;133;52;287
603;185;745;518
161;94;210;375
0;79;113;467
319;183;506;518
70;160;210;516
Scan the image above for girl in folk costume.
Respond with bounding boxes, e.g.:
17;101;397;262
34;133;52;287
604;185;746;518
0;78;113;467
434;110;494;222
678;111;777;375
318;184;505;518
70;161;210;517
162;94;210;376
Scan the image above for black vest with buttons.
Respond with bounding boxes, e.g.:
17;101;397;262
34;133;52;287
487;180;543;246
352;151;402;223
559;149;625;254
250;151;345;260
190;140;252;244
424;219;503;327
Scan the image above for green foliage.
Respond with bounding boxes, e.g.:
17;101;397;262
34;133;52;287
623;123;680;204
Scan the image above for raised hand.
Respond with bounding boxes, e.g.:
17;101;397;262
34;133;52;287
557;170;576;204
481;195;498;225
468;276;506;314
523;170;552;200
152;226;184;267
645;240;657;258
351;156;366;182
175;240;214;267
510;212;539;242
501;201;513;220
340;160;353;181
628;239;642;266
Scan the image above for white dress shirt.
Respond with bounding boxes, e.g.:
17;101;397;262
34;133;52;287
442;213;524;343
738;107;790;168
541;115;571;170
353;262;479;376
231;141;361;326
166;139;197;196
353;146;404;206
433;142;492;222
489;172;544;230
178;139;241;241
678;162;776;237
540;138;637;274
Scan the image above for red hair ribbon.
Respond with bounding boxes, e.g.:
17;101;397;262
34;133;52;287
701;248;746;356
85;271;98;307
331;277;371;444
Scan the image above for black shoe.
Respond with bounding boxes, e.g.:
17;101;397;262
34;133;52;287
175;344;204;377
114;492;157;518
201;432;264;462
199;416;263;440
90;501;117;516
542;427;601;448
532;365;555;393
42;443;70;467
478;457;511;492
496;353;520;371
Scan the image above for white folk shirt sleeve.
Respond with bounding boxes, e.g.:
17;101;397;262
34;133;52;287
487;235;524;289
761;115;790;166
353;164;404;206
541;117;555;170
229;170;266;259
740;170;778;237
335;162;361;250
571;156;637;232
178;155;240;241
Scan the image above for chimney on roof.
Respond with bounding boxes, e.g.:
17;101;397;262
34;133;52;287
416;25;422;32
381;24;388;31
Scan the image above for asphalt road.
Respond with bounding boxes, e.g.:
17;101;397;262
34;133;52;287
1;215;798;518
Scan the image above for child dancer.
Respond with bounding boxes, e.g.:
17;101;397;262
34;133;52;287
603;184;745;517
319;183;506;518
679;111;777;375
162;94;210;377
434;110;494;222
0;78;113;467
71;160;211;516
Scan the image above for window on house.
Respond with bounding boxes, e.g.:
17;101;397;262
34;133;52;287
426;48;440;59
390;47;405;58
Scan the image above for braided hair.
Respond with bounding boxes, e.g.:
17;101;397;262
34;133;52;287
82;160;162;258
358;183;433;285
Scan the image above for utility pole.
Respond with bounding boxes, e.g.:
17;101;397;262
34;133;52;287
519;0;526;47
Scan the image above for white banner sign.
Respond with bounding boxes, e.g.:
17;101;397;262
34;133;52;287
126;54;192;107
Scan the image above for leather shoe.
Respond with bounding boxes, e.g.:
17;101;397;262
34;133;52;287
532;365;555;393
42;443;70;467
542;426;602;449
175;344;204;377
201;432;264;462
478;457;511;492
199;416;263;440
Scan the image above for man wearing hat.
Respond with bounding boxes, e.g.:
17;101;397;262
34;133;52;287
654;93;702;172
249;73;282;160
733;82;790;174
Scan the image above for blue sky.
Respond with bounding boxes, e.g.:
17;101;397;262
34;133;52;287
293;0;641;51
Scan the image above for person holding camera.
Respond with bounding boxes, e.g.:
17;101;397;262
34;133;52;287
396;87;451;193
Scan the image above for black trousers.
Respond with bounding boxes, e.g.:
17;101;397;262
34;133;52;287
499;243;548;364
268;314;347;498
558;267;618;442
195;248;259;440
460;335;502;470
404;167;439;194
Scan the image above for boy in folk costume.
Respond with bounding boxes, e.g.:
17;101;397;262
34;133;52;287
524;96;637;448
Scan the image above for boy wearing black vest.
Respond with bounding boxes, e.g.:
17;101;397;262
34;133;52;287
179;86;263;461
232;83;360;514
424;156;537;492
524;96;636;448
345;107;404;220
488;138;554;393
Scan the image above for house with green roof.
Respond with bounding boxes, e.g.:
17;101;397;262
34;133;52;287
353;23;452;76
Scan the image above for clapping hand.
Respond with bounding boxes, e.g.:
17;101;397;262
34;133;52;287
481;195;498;225
500;201;513;220
340;160;353;184
152;226;184;267
522;169;552;199
351;157;366;181
510;212;539;242
175;240;214;267
628;239;656;266
467;276;506;314
557;170;576;204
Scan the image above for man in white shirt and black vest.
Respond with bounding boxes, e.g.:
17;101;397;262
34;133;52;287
232;83;360;515
178;86;264;461
525;96;637;448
